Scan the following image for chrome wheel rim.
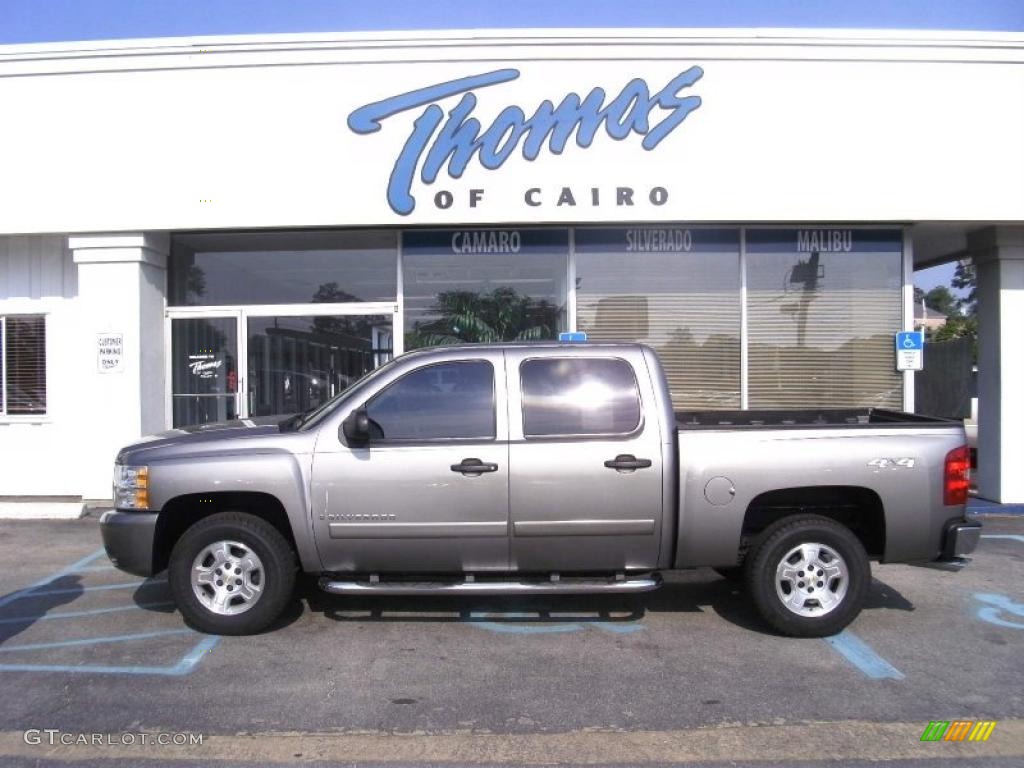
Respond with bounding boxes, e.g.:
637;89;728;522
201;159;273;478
775;542;849;618
191;540;264;616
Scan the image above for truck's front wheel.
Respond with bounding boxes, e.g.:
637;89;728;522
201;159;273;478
169;512;296;635
745;515;869;637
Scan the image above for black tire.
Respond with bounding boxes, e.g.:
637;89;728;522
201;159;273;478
744;515;869;638
169;512;296;636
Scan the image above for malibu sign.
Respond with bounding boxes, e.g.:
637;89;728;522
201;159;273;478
347;67;705;216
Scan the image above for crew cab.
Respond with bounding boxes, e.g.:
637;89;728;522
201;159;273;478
102;343;980;637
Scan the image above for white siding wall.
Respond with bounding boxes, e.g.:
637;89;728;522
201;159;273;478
0;235;76;299
0;235;91;497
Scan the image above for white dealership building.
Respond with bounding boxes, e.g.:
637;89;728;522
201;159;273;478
0;28;1021;506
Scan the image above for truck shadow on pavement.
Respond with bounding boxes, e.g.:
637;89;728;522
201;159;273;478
297;572;915;637
128;570;914;636
0;575;85;646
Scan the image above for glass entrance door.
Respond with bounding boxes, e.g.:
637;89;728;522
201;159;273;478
169;311;394;428
171;314;241;427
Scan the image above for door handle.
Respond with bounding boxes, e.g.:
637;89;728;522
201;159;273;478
604;454;653;471
451;458;499;475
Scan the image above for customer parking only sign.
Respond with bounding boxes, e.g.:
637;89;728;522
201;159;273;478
895;331;924;371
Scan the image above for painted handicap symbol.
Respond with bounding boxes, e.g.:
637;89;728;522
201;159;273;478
468;612;644;635
974;593;1024;630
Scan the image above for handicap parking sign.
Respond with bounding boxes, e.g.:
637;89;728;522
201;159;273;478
895;331;924;371
896;332;923;350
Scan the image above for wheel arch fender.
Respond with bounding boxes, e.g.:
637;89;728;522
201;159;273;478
149;452;320;574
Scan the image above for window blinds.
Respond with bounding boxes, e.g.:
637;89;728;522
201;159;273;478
746;248;903;409
746;291;902;408
575;249;741;409
4;315;46;415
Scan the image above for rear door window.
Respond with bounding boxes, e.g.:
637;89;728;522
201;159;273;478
520;357;641;437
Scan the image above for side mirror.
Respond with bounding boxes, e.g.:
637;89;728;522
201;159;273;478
341;407;371;445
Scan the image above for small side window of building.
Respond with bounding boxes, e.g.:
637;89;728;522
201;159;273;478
2;315;46;416
520;358;640;437
365;361;495;441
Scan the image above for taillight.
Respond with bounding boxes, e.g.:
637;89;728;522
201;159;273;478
944;445;970;506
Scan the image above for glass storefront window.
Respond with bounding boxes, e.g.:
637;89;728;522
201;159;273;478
746;229;903;409
169;230;397;306
165;225;905;428
247;314;392;417
402;229;569;349
575;228;741;409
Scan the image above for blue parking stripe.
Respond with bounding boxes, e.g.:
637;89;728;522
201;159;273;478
0;548;106;610
824;630;904;680
0;629;195;652
25;578;167;598
0;636;219;677
593;621;646;634
175;636;220;671
0;548;220;678
0;601;175;625
0;663;186;676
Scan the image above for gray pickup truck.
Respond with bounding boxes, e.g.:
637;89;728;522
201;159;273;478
102;342;979;637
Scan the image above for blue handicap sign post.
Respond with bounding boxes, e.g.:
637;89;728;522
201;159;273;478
895;331;924;371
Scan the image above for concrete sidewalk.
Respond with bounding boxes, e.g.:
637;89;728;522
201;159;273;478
969;498;1024;515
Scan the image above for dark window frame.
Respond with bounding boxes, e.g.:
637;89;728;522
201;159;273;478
519;356;643;440
363;359;497;444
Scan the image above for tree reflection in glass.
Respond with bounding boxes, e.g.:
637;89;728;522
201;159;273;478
408;287;559;348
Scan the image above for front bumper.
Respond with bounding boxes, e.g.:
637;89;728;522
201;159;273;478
940;518;983;560
100;509;159;576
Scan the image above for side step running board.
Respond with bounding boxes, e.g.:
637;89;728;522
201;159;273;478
318;574;661;597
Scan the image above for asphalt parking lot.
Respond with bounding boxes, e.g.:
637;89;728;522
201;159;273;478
0;514;1022;767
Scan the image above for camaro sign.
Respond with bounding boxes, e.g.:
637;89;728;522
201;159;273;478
347;67;705;216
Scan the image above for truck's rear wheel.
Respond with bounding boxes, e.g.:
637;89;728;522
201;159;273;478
745;515;869;637
169;512;295;635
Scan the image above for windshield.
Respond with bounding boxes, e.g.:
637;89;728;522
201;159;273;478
294;358;399;432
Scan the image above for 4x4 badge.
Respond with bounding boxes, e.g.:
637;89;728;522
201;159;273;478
867;458;916;469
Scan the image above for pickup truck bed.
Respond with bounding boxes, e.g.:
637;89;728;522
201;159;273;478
676;408;956;429
671;406;968;572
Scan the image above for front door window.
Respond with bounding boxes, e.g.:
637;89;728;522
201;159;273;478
365;360;495;441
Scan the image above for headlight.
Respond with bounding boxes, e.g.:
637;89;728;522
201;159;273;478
113;464;150;510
